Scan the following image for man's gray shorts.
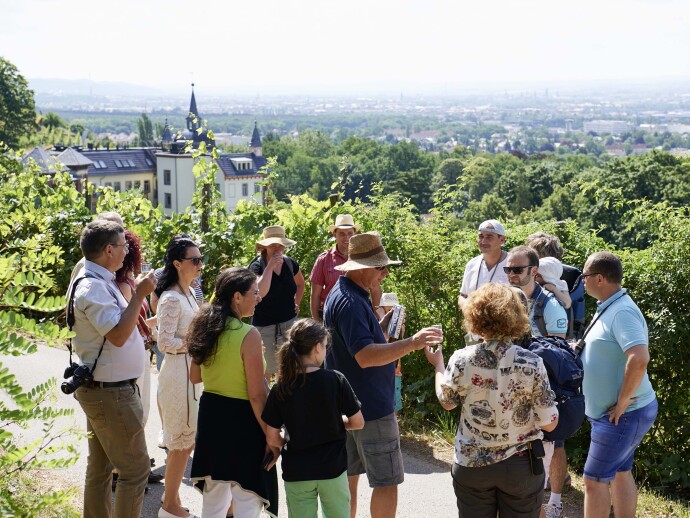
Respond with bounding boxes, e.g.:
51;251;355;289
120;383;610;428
346;412;404;487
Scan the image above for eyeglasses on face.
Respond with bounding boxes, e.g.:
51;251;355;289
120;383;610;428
503;265;534;274
181;256;204;266
579;272;601;280
374;266;388;271
109;242;129;253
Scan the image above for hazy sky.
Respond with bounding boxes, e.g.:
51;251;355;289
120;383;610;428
2;0;689;94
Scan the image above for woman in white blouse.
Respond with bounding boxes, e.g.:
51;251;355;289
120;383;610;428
155;236;203;518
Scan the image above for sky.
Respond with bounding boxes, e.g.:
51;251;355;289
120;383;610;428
2;0;690;96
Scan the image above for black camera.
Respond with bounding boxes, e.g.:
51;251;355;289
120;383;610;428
61;362;93;394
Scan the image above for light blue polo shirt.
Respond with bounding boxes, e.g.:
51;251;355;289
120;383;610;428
581;289;655;419
529;284;568;337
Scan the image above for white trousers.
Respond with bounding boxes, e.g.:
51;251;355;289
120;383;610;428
542;440;555;489
201;479;264;518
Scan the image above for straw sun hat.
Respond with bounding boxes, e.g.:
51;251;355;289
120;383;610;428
255;225;296;250
335;232;401;272
327;214;361;233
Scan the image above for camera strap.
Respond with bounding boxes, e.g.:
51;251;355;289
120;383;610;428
66;272;105;371
574;291;628;356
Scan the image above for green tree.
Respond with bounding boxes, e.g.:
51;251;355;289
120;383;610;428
136;113;154;146
40;112;67;130
0;57;37;148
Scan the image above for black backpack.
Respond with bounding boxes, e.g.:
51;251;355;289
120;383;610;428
528;336;585;442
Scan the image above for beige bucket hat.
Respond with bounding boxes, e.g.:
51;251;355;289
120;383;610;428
378;292;400;307
335;232;401;271
327;214;361;233
255;225;296;250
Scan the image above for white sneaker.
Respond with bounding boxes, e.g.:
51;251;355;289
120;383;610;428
543;503;563;518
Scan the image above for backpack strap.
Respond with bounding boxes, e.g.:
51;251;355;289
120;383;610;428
532;288;549;338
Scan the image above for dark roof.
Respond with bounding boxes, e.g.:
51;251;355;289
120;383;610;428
216;153;268;178
22;147;60;174
250;121;262;148
57;147;93;168
161;119;173;143
189;85;198;117
79;149;157;177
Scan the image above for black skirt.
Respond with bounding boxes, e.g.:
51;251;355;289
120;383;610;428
191;391;278;517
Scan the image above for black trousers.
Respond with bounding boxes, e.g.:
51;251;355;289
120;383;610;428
451;454;544;518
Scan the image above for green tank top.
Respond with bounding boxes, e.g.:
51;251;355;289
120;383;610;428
201;318;260;400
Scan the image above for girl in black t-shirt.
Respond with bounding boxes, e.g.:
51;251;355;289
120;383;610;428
262;319;363;518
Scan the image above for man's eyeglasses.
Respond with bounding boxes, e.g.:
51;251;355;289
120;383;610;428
374;266;388;271
503;265;535;274
579;272;601;281
181;256;204;266
109;242;129;253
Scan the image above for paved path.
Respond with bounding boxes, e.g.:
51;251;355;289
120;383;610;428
2;343;458;517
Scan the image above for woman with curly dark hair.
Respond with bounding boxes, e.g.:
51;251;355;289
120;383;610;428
425;284;559;518
187;267;279;518
155;235;203;518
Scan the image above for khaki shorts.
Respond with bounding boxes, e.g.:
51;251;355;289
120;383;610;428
346;412;404;487
256;317;297;375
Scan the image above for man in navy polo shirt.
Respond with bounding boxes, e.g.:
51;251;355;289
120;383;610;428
324;232;442;518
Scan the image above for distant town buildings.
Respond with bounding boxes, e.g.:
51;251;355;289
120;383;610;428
22;85;267;215
583;120;631;135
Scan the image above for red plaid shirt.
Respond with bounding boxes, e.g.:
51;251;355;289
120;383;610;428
309;246;347;307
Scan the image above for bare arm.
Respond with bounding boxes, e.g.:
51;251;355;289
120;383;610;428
265;425;284;450
293;270;305;309
457;293;468;311
150;291;159;314
543;284;572;309
105;272;156;347
540;417;559;433
310;283;323;322
189;360;202;384
256;255;282;298
242;327;270;435
344;410;365;430
607;344;650;425
354;326;443;368
424;345;457;411
370;281;383;309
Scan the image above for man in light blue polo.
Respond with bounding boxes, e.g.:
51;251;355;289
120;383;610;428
580;252;657;518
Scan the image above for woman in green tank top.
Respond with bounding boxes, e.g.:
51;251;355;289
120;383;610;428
187;267;281;518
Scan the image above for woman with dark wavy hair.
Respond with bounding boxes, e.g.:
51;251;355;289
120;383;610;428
187;267;279;518
155;235;203;518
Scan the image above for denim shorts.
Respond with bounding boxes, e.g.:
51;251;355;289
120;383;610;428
584;398;658;482
346;413;404;487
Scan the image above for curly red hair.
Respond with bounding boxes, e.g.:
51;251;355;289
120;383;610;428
115;229;143;283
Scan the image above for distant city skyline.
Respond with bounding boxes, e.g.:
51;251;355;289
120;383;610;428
2;0;690;96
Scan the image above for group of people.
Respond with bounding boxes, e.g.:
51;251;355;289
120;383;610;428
65;211;656;518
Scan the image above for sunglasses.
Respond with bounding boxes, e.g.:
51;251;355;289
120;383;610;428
181;256;204;266
375;266;388;271
579;272;601;281
503;265;535;274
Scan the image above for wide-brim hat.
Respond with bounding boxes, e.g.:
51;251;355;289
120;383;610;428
335;232;401;271
327;213;361;233
255;225;296;250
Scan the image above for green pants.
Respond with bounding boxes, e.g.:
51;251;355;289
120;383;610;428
285;471;350;518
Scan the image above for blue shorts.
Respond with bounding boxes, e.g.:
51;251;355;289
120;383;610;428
584;398;657;483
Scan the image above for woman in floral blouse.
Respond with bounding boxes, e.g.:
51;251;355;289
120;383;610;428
425;283;559;518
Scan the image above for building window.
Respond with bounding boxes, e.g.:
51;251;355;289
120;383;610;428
105;182;112;187
115;160;123;168
114;181;121;192
242;183;248;196
254;183;261;194
164;193;172;209
164;169;171;186
134;181;141;190
143;180;150;193
125;181;133;190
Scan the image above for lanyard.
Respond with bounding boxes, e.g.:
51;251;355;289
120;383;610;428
475;250;506;291
574;290;628;356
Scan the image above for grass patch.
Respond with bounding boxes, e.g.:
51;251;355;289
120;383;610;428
0;470;79;518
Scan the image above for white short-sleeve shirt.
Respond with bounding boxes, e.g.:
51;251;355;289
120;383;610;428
460;253;510;297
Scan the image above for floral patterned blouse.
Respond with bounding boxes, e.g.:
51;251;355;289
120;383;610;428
438;339;558;467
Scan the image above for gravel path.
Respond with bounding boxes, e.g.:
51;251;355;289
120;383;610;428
2;343;459;517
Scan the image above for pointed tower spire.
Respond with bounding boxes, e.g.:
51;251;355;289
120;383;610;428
186;83;200;133
249;120;263;157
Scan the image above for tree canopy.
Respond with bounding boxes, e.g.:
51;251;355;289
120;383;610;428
0;57;37;148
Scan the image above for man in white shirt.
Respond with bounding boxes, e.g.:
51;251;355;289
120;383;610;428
457;219;510;311
68;220;157;518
